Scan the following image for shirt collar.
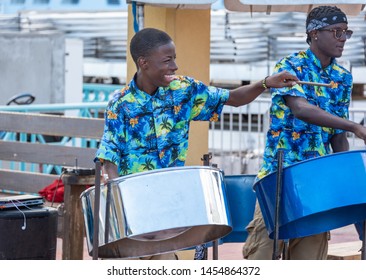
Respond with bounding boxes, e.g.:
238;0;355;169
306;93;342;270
128;74;153;107
306;48;336;74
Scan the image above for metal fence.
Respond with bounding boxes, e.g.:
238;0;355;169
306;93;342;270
1;91;365;175
210;99;366;175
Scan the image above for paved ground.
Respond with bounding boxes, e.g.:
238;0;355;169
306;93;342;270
56;224;361;260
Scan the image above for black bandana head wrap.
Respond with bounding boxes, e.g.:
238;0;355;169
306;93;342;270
306;9;348;33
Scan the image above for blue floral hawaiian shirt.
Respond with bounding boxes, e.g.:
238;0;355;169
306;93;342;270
96;75;229;176
257;48;353;179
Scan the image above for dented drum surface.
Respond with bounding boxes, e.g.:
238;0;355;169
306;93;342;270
80;166;232;258
254;150;366;240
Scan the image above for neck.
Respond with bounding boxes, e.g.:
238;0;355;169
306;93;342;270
135;73;157;95
310;46;332;68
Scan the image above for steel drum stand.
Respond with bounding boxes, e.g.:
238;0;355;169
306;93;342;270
203;153;220;260
91;161;113;260
272;149;285;260
362;220;366;260
92;160;101;260
194;153;221;260
194;153;212;260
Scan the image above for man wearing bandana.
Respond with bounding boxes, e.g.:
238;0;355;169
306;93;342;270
242;6;366;260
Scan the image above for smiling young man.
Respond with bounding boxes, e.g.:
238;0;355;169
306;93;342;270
97;28;297;181
95;27;298;260
243;6;366;260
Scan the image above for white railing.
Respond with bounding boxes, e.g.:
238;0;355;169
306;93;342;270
1;98;365;176
209;97;271;174
209;98;366;175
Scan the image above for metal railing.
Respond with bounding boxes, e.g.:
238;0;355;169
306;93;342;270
210;102;366;175
82;83;121;102
1;92;365;175
0;101;107;174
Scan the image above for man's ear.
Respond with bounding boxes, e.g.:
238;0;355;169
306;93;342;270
310;30;318;40
138;56;148;70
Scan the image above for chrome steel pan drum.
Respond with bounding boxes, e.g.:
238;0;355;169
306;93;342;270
80;166;232;258
254;150;366;240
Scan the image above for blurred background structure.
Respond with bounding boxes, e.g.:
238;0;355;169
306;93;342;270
1;0;366;174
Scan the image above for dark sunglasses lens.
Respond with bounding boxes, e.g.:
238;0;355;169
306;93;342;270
335;30;353;39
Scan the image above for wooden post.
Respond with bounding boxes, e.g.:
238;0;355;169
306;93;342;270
62;172;95;260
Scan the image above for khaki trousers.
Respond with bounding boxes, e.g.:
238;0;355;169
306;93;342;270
242;201;328;260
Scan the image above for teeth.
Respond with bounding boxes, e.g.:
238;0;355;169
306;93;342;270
165;75;176;82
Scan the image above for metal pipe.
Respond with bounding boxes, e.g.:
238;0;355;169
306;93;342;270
104;180;112;245
137;3;144;31
273;149;284;260
92;160;101;260
362;220;366;260
212;240;219;260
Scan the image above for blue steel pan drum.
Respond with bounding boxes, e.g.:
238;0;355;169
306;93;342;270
254;150;366;240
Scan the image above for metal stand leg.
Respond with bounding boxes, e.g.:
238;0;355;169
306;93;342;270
212;240;219;260
273;149;284;260
104;181;112;245
203;154;219;260
92;160;101;260
282;240;289;260
195;153;213;260
362;220;366;260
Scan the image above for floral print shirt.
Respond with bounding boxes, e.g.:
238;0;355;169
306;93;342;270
257;48;352;179
96;75;229;176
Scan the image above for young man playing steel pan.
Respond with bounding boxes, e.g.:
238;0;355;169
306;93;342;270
243;6;366;260
95;27;298;260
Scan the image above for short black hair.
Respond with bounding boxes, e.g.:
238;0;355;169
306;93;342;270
306;6;345;44
130;28;173;66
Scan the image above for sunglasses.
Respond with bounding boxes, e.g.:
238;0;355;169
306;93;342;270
319;28;353;40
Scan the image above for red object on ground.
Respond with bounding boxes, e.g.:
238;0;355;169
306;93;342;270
39;179;64;203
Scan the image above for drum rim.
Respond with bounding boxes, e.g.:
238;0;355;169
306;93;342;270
254;149;366;188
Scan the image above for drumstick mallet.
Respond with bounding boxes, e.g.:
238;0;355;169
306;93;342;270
284;79;335;88
297;81;334;88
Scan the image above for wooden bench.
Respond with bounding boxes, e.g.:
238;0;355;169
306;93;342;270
0;111;104;259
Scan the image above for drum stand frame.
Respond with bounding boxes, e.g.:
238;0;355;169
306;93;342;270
92;160;101;260
273;149;285;260
362;221;366;260
91;160;114;260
